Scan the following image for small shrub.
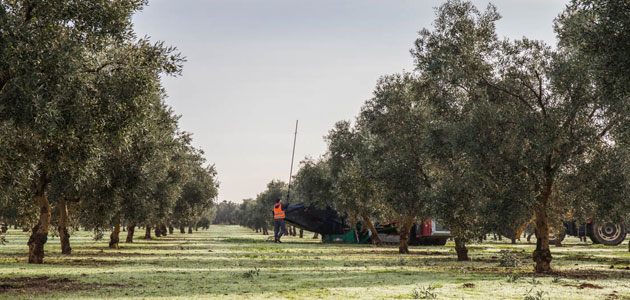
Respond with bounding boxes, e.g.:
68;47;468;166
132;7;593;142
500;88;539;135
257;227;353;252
242;267;260;279
506;274;522;283
498;250;521;267
551;277;561;283
411;285;437;299
522;288;548;300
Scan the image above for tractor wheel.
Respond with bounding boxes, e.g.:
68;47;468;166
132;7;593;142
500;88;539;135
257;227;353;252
588;222;627;246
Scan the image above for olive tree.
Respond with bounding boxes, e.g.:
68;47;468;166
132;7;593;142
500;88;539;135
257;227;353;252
0;1;183;263
359;73;436;254
412;0;630;272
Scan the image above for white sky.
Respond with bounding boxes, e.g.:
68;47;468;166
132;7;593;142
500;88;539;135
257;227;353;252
132;0;569;203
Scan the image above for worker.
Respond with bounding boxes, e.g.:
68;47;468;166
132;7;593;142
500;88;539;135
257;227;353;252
273;198;288;243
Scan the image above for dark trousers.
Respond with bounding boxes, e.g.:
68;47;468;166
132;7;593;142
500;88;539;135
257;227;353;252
274;219;287;239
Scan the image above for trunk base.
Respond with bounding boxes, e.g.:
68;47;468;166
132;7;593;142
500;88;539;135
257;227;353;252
27;225;47;264
144;226;152;239
109;237;119;249
454;238;469;261
126;225;135;243
59;226;72;255
533;249;553;273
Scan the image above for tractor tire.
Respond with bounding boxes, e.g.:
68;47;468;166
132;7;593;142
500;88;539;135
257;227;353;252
588;222;627;246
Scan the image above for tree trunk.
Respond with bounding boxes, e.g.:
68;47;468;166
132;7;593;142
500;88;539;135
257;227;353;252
180;226;185;234
144;224;152;239
188;226;193;234
255;228;259;233
362;214;382;246
109;217;121;249
58;198;72;255
398;214;415;254
126;224;135;243
299;229;303;238
160;223;167;236
533;180;553;273
262;227;268;235
312;233;319;239
168;225;174;234
511;237;516;244
155;223;162;237
454;238;469;261
27;174;50;264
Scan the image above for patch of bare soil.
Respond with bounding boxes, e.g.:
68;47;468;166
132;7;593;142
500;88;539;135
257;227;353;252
578;283;603;289
541;269;630;280
0;276;126;294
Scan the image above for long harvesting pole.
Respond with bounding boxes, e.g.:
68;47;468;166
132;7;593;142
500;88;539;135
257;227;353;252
287;120;298;201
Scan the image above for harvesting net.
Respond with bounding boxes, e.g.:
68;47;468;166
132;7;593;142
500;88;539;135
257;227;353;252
284;203;347;235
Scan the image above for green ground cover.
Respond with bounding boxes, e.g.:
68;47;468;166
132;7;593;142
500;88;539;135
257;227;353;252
0;225;629;299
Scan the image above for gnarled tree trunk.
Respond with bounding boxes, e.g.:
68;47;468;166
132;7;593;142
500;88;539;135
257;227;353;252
362;214;382;246
398;214;415;254
58;198;72;255
454;238;469;261
159;223;167;236
533;176;553;273
154;223;162;237
28;174;50;264
312;233;319;239
188;226;193;234
168;225;174;234
180;226;185;234
299;229;303;238
262;227;268;235
126;224;135;243
109;217;121;249
144;224;152;239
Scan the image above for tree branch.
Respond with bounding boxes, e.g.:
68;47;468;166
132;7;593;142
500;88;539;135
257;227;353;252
481;75;534;111
597;121;616;139
24;2;36;24
535;71;547;117
81;62;115;73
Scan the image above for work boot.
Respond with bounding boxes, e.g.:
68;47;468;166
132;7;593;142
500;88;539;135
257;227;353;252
274;238;278;243
277;239;282;243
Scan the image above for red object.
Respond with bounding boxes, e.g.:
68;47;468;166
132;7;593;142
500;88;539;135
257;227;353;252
421;219;432;236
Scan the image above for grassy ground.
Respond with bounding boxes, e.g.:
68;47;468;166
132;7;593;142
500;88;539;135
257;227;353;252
0;225;629;299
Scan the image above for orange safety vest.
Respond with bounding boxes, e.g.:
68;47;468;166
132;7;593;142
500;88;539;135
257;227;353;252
273;203;285;219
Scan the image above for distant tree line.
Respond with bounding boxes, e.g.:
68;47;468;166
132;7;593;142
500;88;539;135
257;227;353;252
213;200;240;225
0;1;218;263
239;0;630;274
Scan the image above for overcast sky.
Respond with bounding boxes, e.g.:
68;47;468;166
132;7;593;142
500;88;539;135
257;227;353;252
132;0;569;203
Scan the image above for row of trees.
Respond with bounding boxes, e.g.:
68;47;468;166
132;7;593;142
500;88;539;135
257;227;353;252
0;1;218;263
239;0;630;273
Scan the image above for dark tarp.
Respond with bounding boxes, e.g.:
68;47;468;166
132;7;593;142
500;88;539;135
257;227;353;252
284;203;347;235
